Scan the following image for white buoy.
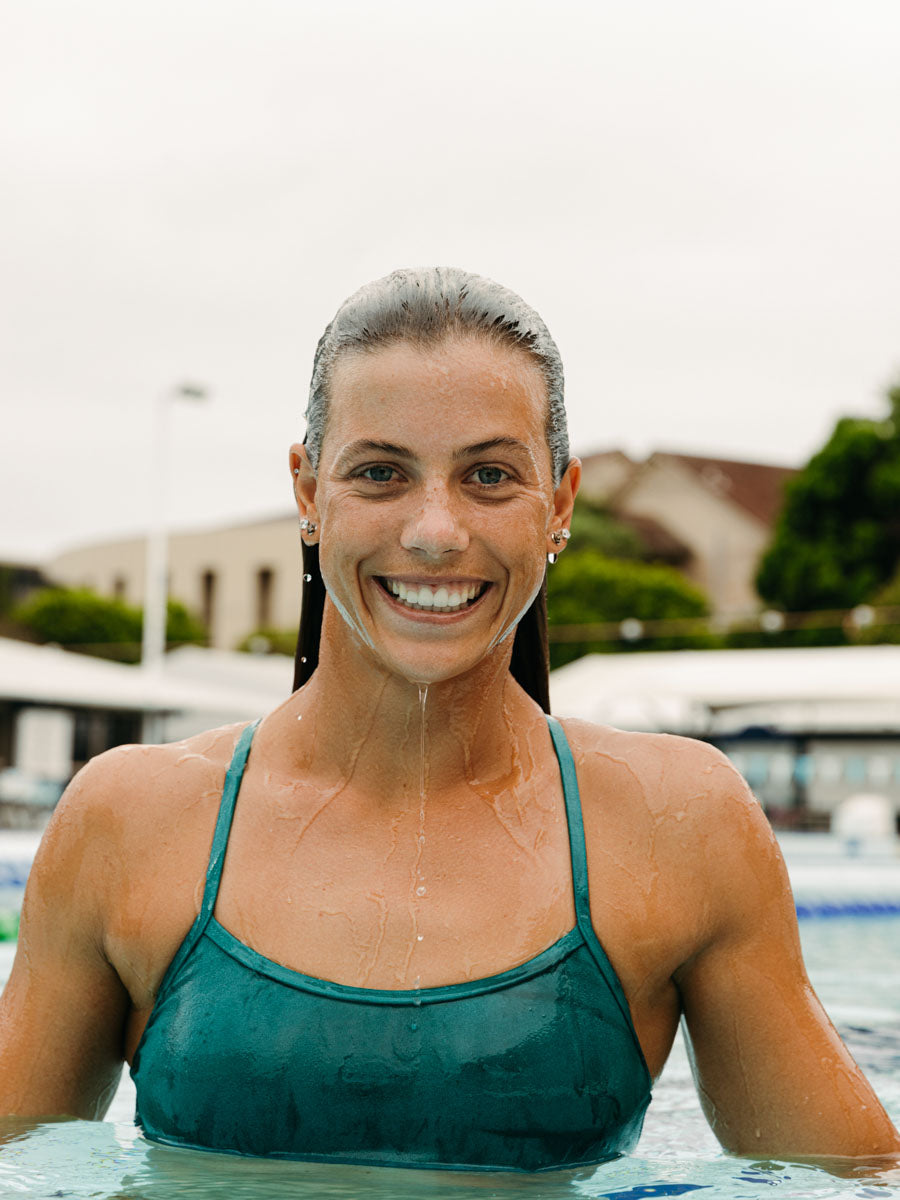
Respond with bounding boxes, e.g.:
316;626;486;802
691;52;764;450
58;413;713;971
832;793;896;855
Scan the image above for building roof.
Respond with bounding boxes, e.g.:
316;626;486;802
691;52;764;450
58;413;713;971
647;452;798;527
579;449;799;528
45;509;297;562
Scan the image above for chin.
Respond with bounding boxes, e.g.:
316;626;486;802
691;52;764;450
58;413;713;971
372;643;496;689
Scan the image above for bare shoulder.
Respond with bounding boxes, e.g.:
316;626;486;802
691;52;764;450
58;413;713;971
44;722;245;857
30;722;252;947
558;716;771;845
555;717;788;956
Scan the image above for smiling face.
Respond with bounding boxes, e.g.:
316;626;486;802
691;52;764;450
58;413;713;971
291;337;579;688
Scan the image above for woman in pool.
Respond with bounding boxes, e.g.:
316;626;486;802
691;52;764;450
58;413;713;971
0;268;897;1171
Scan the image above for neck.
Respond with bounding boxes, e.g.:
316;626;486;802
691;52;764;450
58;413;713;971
271;602;546;802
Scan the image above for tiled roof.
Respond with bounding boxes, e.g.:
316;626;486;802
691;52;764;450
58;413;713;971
652;452;798;526
578;448;798;527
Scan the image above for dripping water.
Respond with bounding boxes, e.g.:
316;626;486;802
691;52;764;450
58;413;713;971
415;684;428;897
411;685;428;988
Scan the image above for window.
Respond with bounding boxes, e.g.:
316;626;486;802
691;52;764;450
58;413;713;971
201;570;217;639
256;567;275;629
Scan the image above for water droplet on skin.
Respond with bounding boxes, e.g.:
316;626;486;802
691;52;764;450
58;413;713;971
303;573;312;582
417;934;424;942
297;714;302;721
416;885;426;897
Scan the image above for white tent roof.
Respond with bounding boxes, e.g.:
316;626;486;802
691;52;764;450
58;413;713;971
5;637;899;738
0;637;290;721
549;645;900;734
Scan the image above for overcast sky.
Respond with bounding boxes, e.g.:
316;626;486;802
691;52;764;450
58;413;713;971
3;1;899;563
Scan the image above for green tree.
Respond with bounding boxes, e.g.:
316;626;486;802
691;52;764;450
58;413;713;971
14;587;205;661
546;550;712;667
756;385;900;611
568;498;648;560
162;600;207;650
236;627;298;656
850;565;900;645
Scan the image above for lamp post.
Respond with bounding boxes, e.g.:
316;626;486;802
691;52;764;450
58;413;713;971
141;383;209;740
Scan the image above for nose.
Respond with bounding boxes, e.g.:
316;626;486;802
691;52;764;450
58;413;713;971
400;485;470;558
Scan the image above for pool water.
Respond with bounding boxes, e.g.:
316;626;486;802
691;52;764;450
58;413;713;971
0;915;898;1199
1;836;899;1198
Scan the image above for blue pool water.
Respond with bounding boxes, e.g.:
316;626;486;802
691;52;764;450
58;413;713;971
0;838;898;1197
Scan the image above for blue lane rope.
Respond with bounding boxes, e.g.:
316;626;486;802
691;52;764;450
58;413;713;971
795;900;900;919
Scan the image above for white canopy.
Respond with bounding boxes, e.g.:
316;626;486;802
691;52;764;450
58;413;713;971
549;645;900;734
0;637;290;727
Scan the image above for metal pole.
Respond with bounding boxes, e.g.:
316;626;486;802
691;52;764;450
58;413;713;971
141;384;208;743
142;392;171;676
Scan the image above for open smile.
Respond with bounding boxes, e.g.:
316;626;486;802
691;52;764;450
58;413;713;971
375;577;489;615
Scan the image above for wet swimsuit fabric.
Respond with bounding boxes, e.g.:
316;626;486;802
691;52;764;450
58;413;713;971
131;717;652;1172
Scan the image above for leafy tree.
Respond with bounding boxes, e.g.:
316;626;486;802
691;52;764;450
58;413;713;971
546;550;712;667
568;498;648;560
236;628;298;656
722;620;848;651
161;600;207;650
756;385;900;611
0;568;13;616
14;587;205;661
850;565;900;645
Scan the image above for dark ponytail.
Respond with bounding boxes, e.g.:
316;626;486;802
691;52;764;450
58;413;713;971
291;539;325;692
509;581;551;713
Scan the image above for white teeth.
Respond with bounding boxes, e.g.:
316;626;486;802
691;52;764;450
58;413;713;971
383;580;484;612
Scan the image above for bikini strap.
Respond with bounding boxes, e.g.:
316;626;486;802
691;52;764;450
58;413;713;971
198;718;261;921
544;715;651;1061
147;718;262;1008
545;715;592;929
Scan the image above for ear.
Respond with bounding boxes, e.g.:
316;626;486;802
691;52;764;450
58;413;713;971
289;443;318;523
549;457;581;545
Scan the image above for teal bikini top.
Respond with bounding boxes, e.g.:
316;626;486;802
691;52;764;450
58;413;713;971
131;717;652;1172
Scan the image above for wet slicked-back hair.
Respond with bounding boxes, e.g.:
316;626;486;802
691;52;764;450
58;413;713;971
294;267;570;712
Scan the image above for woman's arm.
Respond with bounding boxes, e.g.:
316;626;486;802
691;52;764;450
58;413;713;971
675;762;900;1159
0;758;131;1119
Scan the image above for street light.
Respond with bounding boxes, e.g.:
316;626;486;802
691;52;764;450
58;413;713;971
141;382;209;697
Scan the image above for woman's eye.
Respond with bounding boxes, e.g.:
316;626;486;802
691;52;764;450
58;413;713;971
471;466;509;487
359;465;398;483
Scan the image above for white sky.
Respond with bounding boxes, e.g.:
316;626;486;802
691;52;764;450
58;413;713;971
2;0;899;562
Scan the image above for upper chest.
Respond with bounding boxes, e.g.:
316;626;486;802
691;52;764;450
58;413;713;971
110;733;704;1021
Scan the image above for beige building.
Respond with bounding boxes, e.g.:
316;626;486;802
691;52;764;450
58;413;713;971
47;513;303;651
580;450;798;616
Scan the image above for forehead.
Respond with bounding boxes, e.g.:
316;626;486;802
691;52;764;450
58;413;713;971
322;338;549;458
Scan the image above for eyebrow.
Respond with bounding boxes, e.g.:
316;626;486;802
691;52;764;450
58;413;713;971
334;437;535;465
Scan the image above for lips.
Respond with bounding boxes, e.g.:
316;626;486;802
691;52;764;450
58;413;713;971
377;577;488;614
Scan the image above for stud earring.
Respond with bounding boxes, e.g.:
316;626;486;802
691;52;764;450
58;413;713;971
293;467;300;475
550;529;571;547
300;517;317;535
